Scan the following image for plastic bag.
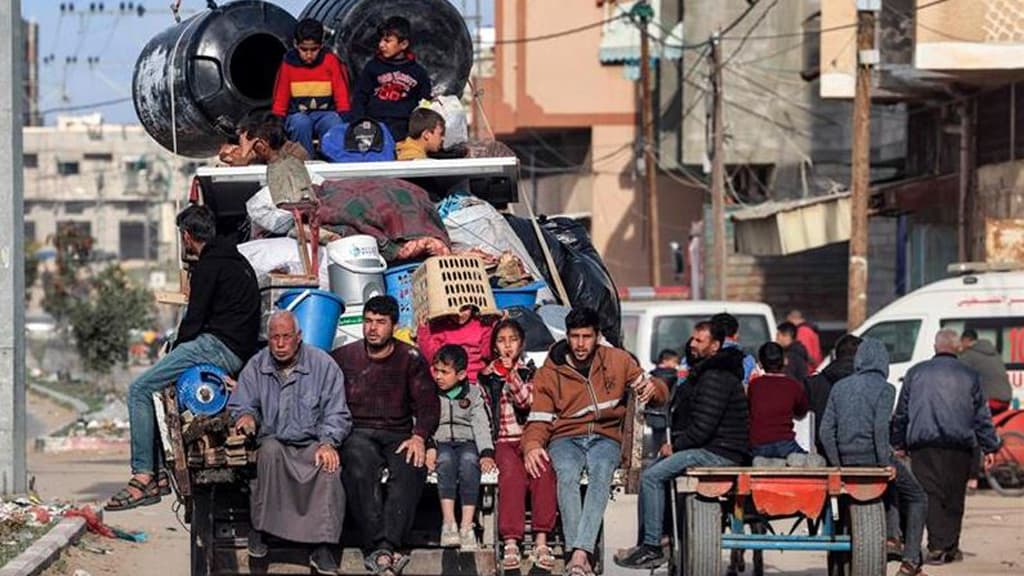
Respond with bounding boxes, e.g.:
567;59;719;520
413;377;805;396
430;95;469;149
245;186;294;236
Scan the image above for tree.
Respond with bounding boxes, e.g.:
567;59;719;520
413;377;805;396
24;242;39;295
69;266;154;375
41;223;93;325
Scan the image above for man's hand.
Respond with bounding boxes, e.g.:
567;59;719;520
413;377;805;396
524;447;550;479
223;376;237;393
481;456;497;474
633;377;656;404
315;444;340;473
426;448;438;472
397;435;427;468
235;414;257;437
659;442;673;458
984;452;997;470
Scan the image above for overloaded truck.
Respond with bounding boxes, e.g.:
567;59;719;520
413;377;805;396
136;2;634;575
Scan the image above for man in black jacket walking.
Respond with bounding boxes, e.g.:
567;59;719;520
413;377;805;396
107;205;261;512
616;319;750;569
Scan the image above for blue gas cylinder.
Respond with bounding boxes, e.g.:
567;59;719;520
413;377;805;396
176;364;230;416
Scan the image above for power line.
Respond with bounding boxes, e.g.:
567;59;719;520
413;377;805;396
40;97;132;116
492;15;625;45
721;0;781;68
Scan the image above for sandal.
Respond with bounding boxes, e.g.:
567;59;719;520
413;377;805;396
501;541;521;571
391;551;411;575
104;477;161;511
566;564;588;576
896;561;927;576
156;469;173;496
364;550;394;576
533;544;555;572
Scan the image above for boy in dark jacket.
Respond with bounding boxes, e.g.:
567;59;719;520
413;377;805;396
804;334;861;452
272;19;351;158
351;16;433;141
776;321;811;381
820;338;928;576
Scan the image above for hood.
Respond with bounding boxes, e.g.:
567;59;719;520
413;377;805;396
821;354;856;384
284;48;325;68
693;346;746;381
970;339;999;357
853;338;889;379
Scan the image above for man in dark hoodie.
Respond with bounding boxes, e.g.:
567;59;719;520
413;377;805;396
107;205;260;512
959;328;1013;415
776;321;810;381
805;334;862;452
350;16;433;141
616;318;749;570
820;338;928;576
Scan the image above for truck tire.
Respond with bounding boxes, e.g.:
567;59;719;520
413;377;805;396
848;499;885;576
986;431;1024;497
684;494;722;576
190;486;213;576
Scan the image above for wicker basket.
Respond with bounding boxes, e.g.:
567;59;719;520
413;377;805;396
412;255;499;325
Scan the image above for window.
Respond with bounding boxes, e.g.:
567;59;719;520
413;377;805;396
650;314;772;364
119;221;157;260
56;221;91;240
83;152;113;162
941;317;1024;367
57;161;80;176
64;202;90;215
861;320;922;364
621;315;640;358
23;153;38;168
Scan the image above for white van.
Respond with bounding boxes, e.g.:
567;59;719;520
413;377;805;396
849;267;1024;406
620;300;777;371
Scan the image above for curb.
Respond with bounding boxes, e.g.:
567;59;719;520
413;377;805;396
0;516;87;576
34;436;130;454
28;384;90;416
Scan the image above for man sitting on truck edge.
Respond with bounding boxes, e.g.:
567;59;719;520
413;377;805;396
331;295;440;576
523;306;668;576
106;205;260;512
616;318;750;570
228;311;352;575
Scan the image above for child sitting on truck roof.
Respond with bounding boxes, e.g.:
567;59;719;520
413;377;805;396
272;18;351;158
426;345;496;550
479;319;558;572
396;107;446;160
245;114;315;206
350;16;433;141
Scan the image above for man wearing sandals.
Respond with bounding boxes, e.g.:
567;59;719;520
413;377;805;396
228;311;352;574
523;307;668;576
331;296;440;576
106;205;260;512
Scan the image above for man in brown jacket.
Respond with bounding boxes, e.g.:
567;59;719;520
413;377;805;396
522;307;668;576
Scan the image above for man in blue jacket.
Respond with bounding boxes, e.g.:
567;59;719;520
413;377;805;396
894;329;1001;566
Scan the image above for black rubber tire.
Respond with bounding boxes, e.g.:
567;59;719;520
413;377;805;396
190;486;212;576
684;494;722;576
986;431;1024;497
848;500;886;576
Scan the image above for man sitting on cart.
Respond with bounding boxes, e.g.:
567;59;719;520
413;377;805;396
616;318;750;570
228;311;353;575
523;306;667;576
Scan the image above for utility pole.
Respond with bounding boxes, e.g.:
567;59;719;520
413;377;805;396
710;34;726;300
848;1;878;330
0;0;26;495
636;1;660;286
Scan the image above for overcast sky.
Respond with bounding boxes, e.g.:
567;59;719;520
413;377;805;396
22;0;493;125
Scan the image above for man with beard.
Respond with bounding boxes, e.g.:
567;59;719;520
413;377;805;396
523;307;668;576
229;311;352;574
331;296;440;576
616;318;750;570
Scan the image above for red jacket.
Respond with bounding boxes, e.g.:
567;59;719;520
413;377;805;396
272;49;351;117
796;323;823;367
417;317;494;385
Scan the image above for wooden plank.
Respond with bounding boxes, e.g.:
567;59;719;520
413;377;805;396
155;290;188;306
161;388;192;500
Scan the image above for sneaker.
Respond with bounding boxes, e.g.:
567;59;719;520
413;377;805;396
612;544;666;569
309;545;338;575
925;550;946;566
459;527;477;551
440;524;460;548
247;529;268;559
944;549;964;563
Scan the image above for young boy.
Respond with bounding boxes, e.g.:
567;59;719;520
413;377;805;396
350;16;433;141
396;107;446;160
425;345;496;551
272;18;351;158
748;342;808;460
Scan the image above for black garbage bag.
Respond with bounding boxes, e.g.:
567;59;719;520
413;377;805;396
504;305;555;353
503;215;622;347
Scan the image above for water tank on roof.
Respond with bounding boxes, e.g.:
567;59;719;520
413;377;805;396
300;0;473;97
132;1;296;158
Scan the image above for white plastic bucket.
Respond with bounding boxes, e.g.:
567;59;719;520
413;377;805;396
327;236;386;307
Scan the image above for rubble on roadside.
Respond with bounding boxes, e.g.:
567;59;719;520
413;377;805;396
0;497;68;563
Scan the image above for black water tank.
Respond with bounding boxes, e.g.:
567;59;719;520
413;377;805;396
301;0;473;97
133;1;296;158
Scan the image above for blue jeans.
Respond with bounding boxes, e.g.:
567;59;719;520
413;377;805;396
128;334;241;474
436;441;481;504
548;435;620;554
639;448;735;546
285;111;342;157
752;439;805;459
887;457;927;565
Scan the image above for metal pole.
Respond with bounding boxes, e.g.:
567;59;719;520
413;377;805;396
710;34;726;300
640;2;660;287
848;4;877;330
0;0;27;495
958;103;971;262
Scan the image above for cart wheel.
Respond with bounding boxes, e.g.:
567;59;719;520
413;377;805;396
190;485;213;576
848;499;885;576
986;431;1024;497
684;494;722;576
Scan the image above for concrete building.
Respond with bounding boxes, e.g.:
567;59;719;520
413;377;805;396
23;114;200;291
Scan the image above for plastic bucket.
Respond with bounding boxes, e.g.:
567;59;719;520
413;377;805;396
276;289;346;351
383;262;422;329
493;281;546;310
